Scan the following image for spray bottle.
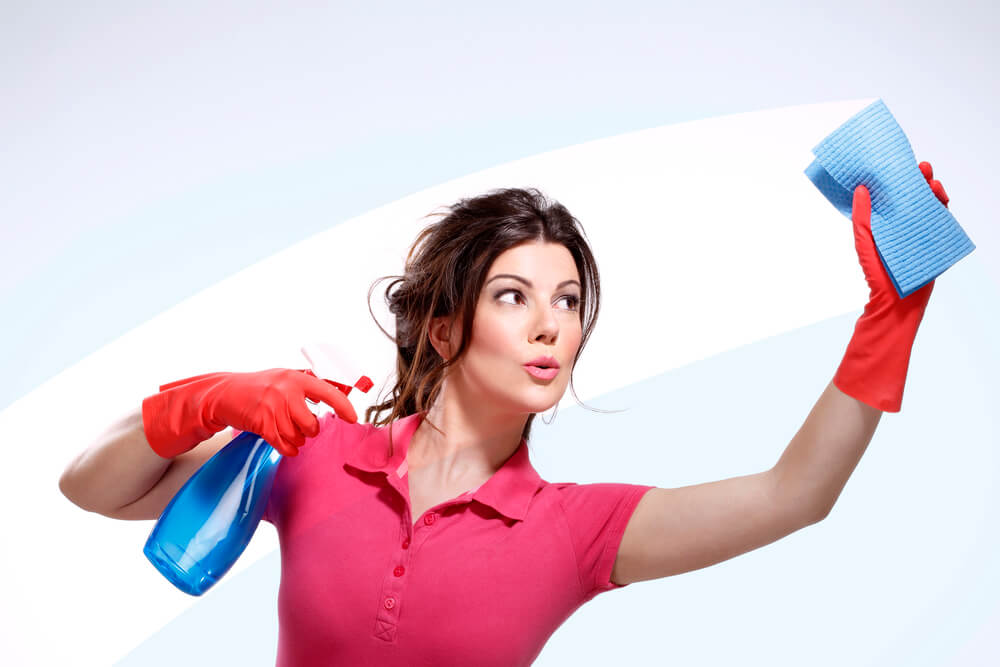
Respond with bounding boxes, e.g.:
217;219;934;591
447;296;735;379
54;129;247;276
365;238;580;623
142;343;373;595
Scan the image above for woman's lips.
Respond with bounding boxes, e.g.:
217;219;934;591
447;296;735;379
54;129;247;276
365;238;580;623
524;365;559;380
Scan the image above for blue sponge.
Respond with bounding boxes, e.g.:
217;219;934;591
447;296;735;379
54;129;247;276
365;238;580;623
804;99;975;299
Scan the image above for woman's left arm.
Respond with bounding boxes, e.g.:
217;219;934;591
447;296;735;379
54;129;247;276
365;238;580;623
774;160;950;517
611;381;880;587
611;162;950;587
771;379;882;521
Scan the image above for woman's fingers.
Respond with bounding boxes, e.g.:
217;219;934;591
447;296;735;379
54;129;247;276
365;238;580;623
918;160;949;207
930;179;950;207
303;375;359;424
852;184;872;228
254;369;361;456
272;406;306;456
288;392;322;439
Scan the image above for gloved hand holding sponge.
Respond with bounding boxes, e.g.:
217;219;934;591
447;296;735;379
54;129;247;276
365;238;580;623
141;366;362;459
806;98;974;413
834;161;950;412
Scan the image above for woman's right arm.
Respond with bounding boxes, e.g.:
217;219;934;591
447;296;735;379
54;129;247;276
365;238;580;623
58;406;232;521
60;367;357;520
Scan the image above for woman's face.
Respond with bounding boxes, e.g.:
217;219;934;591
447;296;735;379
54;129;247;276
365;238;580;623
436;241;584;417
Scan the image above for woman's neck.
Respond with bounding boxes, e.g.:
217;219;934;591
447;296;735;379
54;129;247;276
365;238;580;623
407;386;527;485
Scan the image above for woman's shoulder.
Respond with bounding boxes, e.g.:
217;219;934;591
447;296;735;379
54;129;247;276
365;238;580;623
282;412;372;463
316;410;375;442
544;480;656;514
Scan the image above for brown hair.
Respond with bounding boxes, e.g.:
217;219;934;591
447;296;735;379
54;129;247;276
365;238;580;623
365;187;605;456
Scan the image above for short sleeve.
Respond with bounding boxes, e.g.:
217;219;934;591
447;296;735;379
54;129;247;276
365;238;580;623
555;482;656;598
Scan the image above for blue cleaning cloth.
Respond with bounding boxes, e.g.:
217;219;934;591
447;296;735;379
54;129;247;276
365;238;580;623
804;99;975;299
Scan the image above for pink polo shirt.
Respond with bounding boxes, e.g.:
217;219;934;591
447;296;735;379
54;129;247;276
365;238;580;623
259;411;655;666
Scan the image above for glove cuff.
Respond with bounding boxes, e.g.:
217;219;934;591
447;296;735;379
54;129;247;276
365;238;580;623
833;290;931;413
141;377;228;458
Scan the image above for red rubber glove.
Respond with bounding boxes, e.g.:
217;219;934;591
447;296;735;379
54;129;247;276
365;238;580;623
141;368;359;458
833;161;949;412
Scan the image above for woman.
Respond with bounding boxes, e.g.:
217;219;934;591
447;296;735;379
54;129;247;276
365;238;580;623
59;165;950;665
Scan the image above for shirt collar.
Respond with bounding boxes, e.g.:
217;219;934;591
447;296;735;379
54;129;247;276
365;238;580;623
343;412;543;522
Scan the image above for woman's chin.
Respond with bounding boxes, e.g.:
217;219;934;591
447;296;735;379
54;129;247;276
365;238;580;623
524;397;562;416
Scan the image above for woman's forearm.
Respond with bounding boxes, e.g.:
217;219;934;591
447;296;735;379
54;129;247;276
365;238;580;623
772;379;883;520
58;406;173;514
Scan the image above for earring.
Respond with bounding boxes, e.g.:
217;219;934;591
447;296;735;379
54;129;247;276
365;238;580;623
541;401;559;425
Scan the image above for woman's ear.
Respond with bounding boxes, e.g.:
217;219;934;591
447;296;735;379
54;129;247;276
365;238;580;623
428;315;461;362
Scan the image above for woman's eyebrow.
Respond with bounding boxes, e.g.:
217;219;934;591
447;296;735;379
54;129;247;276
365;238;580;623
485;273;581;289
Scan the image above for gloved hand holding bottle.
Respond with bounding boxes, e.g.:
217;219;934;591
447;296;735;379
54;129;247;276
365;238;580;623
141;347;373;595
833;161;950;412
141;366;360;459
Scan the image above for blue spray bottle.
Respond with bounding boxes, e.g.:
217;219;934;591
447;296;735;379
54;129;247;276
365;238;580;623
143;343;373;596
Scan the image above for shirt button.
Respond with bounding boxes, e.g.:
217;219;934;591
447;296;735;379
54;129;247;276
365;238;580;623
424;513;436;525
401;539;410;549
384;597;395;609
394;565;405;577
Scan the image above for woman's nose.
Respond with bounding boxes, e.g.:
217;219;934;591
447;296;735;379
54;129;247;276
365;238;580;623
532;308;559;343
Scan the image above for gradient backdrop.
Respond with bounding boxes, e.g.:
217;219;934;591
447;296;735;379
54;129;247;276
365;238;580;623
3;2;998;666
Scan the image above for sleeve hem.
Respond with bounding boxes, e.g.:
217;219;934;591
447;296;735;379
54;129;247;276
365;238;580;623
592;485;656;594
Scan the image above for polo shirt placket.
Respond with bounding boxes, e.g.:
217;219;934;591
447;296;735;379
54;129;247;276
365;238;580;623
343;419;489;644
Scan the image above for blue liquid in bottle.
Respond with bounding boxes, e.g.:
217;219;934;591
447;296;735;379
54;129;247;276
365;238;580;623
143;431;282;596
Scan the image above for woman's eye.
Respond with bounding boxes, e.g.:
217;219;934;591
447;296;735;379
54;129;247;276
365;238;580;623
496;289;579;311
557;295;581;311
496;290;524;306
